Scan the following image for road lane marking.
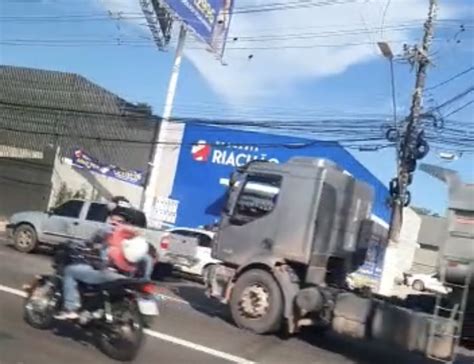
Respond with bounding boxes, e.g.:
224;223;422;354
144;329;255;364
0;284;255;364
0;285;27;298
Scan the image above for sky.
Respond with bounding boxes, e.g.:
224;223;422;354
0;0;473;215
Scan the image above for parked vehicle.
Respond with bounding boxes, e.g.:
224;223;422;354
404;272;450;294
6;200;197;263
166;227;220;279
23;241;159;361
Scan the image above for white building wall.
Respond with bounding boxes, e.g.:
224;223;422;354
377;207;421;296
49;153;143;208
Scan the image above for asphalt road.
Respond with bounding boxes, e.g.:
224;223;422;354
1;235;473;364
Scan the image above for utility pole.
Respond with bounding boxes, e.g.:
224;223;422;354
141;25;187;216
388;0;438;245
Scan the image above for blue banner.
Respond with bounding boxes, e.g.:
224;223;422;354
161;0;234;55
72;149;144;186
171;124;391;228
357;240;385;278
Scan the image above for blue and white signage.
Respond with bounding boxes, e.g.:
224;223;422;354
161;0;234;55
72;149;144;186
171;124;391;228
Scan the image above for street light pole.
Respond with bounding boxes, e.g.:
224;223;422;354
377;42;398;131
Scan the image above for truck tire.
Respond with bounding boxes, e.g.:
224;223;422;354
14;225;38;253
230;269;283;334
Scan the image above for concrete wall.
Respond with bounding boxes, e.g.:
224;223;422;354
145;122;185;217
412;247;438;274
378;207;421;296
0;150;55;220
397;207;421;274
49;153;143;208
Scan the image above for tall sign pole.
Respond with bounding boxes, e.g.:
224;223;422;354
388;0;438;245
138;1;234;226
141;25;187;213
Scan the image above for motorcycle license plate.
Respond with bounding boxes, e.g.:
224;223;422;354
138;298;159;316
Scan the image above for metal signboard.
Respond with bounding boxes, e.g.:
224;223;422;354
161;0;234;55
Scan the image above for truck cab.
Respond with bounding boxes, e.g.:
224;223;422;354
207;157;384;334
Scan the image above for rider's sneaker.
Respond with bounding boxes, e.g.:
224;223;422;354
54;310;79;320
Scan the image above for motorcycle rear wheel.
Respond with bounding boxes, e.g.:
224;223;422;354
97;298;144;362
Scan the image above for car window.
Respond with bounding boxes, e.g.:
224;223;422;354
171;229;194;237
197;233;212;248
53;200;84;218
86;203;109;222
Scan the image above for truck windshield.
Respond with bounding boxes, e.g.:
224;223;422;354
233;174;282;224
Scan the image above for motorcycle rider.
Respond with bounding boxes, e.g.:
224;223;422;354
55;199;153;320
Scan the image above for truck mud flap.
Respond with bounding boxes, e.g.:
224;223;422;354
273;265;300;332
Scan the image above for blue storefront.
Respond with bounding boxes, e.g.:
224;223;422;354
169;123;390;280
171;123;390;226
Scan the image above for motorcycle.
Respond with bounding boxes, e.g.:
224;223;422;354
22;241;160;362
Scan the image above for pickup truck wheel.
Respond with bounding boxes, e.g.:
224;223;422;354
14;225;38;253
230;269;283;334
412;280;425;291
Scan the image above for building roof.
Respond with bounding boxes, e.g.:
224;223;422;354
417;214;448;248
0;65;157;171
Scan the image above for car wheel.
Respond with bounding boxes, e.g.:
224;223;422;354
14;225;38;253
412;279;425;291
230;269;283;334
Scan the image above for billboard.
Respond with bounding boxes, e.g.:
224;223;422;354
170;124;391;228
140;0;174;50
72;149;144;186
161;0;234;55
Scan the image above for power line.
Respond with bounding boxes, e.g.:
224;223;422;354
426;86;474;113
443;99;474;118
425;66;474;91
0;38;448;50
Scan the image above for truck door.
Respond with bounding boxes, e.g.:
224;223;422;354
214;173;282;265
42;200;84;244
72;202;109;242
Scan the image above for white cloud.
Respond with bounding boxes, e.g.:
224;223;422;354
98;0;459;104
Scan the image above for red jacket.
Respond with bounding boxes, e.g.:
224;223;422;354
106;225;137;273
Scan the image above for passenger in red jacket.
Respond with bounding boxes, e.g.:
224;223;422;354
55;204;152;320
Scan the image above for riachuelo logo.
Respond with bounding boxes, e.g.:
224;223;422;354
191;140;279;167
191;140;212;162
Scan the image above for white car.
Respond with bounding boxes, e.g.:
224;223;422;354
404;272;450;294
166;227;220;278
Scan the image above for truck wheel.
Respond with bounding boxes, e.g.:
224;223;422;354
412;280;425;291
230;269;283;334
14;225;38;253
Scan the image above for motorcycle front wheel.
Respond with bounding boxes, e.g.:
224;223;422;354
97;298;144;362
23;279;58;330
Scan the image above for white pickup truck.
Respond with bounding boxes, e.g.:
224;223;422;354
6;200;198;266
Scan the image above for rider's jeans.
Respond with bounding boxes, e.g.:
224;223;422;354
63;264;123;311
141;254;154;280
